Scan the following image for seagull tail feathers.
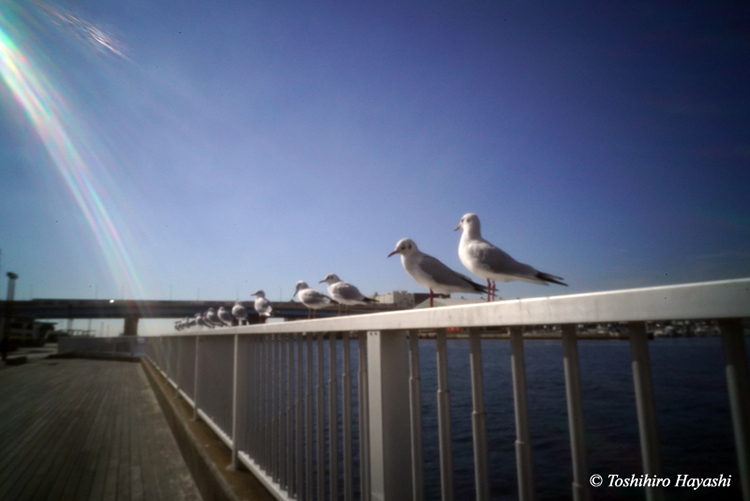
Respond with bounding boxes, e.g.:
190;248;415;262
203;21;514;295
537;272;567;286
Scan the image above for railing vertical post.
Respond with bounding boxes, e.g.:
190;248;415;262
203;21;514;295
287;333;294;495
306;334;314;501
175;336;181;397
193;335;200;421
436;328;455;501
367;330;413;501
358;331;371;501
280;334;288;488
329;333;339;501
260;335;268;472
273;334;280;481
510;327;535;501
628;322;663;501
469;330;490;501
343;332;354;501
719;318;750;501
408;330;424;501
296;333;304;499
561;324;590;501
317;332;326;501
230;333;240;470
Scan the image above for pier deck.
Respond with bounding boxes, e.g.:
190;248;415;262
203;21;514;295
0;357;202;501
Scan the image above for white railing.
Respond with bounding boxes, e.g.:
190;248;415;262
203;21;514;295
144;278;750;501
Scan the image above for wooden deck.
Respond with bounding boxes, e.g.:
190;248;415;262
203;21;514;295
0;358;202;501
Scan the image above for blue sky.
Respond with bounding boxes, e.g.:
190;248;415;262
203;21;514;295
1;1;748;334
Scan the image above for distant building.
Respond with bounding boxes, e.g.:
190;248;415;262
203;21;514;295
374;290;451;309
3;317;57;346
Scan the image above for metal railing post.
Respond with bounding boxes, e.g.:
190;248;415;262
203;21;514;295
510;327;535;501
329;332;339;501
342;332;354;501
367;330;413;501
469;330;490;501
719;318;750;501
358;331;371;501
436;328;455;501
317;332;325;501
561;324;590;501
409;330;425;501
230;333;240;470
193;335;200;421
628;322;663;501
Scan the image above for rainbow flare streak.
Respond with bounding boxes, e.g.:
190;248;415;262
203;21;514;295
0;3;146;298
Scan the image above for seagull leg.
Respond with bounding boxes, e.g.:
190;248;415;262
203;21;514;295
487;279;492;302
430;289;434;308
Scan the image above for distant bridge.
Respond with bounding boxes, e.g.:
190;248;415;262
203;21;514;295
0;299;398;336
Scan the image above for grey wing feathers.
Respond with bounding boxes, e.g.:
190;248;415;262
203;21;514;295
421;254;487;292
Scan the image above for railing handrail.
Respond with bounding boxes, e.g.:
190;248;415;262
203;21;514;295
165;278;750;336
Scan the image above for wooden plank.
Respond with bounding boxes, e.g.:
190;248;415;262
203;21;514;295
0;359;201;501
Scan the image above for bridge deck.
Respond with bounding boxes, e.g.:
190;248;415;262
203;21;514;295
0;358;202;501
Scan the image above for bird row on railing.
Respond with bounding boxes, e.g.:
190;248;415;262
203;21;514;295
174;213;567;329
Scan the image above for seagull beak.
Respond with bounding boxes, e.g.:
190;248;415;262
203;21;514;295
318;279;325;283
454;223;461;231
387;250;398;258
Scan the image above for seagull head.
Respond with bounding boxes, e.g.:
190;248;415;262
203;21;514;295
455;213;481;235
319;273;341;284
251;289;265;298
293;281;309;298
388;238;418;258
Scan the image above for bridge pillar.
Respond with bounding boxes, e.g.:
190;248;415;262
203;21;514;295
123;315;139;337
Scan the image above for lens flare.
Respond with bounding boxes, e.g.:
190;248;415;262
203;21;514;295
0;2;146;298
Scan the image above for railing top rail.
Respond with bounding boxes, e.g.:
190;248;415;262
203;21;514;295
155;278;750;337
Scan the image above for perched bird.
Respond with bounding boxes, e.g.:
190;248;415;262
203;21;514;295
194;313;207;329
455;212;567;300
206;307;222;327
388;238;487;307
218;306;234;326
319;273;377;315
251;290;273;320
201;311;213;328
292;281;337;319
232;301;248;325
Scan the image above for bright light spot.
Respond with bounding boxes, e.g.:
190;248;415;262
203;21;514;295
109;299;115;303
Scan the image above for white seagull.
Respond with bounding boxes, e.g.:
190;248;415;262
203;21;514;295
251;290;273;320
218;306;234;326
456;212;567;300
319;273;377;315
292;281;337;319
232;301;248;325
388;238;487;307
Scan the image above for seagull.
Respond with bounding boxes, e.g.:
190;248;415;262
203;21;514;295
232;301;248;325
218;306;234;326
456;212;567;301
201;311;213;328
319;273;377;315
251;290;273;320
292;281;337;319
194;313;207;329
206;307;222;328
388;238;487;307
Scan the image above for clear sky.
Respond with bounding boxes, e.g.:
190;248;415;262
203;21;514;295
1;1;748;335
